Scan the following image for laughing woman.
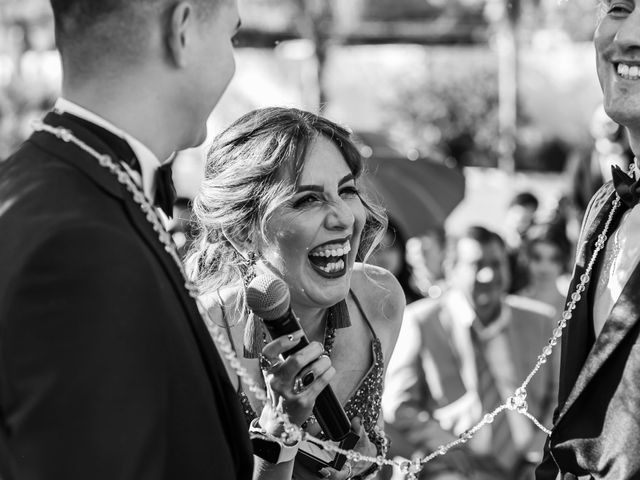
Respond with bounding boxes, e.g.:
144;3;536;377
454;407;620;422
186;107;405;480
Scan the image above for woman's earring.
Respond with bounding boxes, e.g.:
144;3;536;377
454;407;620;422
243;312;266;359
242;250;264;358
243;251;257;286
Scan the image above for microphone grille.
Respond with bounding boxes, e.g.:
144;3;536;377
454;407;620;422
245;274;290;320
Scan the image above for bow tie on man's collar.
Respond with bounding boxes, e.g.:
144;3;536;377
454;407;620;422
109;140;176;219
62;112;176;217
612;163;640;209
154;160;177;218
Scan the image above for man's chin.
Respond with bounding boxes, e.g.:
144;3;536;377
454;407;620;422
603;95;640;129
181;127;208;152
193;127;208;149
473;295;502;319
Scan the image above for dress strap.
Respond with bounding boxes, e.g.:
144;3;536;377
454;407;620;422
348;290;378;339
215;291;243;393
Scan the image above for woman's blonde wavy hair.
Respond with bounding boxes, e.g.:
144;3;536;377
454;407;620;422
185;107;387;310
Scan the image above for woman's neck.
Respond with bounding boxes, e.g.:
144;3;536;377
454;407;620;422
293;305;327;343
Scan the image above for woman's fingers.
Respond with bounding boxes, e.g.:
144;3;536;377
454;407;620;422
347;416;378;476
260;330;305;364
319;462;354;480
261;333;326;378
279;363;336;425
262;332;329;386
292;354;333;394
260;334;336;425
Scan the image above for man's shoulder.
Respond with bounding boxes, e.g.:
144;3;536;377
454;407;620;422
0;140;134;263
2;139;80;192
505;294;556;319
505;295;555;333
1;139;115;218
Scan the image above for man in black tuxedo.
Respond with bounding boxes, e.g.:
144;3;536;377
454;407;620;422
536;3;640;479
0;1;252;478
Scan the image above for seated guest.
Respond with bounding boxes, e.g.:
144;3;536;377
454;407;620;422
503;192;540;293
187;107;405;480
383;226;558;480
368;219;423;305
406;227;447;301
516;223;572;319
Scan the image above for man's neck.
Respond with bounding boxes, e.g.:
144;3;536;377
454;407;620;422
62;81;181;161
475;303;502;327
628;129;640;163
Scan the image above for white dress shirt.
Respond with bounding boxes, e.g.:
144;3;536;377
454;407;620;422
593;164;640;337
53;98;166;209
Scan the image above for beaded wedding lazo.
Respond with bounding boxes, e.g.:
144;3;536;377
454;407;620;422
31;119;624;479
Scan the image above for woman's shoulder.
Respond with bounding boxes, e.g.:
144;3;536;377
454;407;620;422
350;263;405;325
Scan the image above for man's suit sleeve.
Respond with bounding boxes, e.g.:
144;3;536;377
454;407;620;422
382;304;458;455
1;222;170;479
382;304;489;477
383;305;430;428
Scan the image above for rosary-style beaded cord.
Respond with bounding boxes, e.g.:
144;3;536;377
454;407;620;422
32;120;624;480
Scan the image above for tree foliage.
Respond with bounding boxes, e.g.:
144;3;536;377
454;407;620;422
385;49;500;168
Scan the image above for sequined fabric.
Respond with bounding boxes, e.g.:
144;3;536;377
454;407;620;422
237;337;385;451
234;295;386;454
343;337;386;452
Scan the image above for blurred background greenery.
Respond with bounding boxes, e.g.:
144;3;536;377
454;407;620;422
0;0;608;233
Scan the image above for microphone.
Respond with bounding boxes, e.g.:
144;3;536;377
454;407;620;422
246;274;351;441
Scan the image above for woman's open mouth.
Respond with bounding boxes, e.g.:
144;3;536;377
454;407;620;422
308;239;351;278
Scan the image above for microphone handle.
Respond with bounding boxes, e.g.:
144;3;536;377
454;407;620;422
262;310;352;441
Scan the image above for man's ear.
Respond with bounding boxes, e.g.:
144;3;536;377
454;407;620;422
166;2;193;68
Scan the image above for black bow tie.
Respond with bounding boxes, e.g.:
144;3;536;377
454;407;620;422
612;164;640;209
154;160;177;218
62;112;176;217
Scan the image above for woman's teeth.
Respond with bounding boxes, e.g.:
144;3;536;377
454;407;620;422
308;241;351;274
316;259;345;273
309;242;351;258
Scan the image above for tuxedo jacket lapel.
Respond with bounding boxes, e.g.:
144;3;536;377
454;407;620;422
554;184;635;427
556;263;640;428
555;186;617;410
576;185;617;268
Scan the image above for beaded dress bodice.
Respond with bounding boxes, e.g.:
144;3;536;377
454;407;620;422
222;291;386;454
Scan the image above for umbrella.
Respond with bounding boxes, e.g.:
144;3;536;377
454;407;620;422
355;131;465;238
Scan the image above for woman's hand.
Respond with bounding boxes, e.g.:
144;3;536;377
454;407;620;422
258;330;335;434
318;417;377;480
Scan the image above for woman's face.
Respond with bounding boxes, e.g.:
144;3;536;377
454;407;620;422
260;136;366;309
528;241;563;285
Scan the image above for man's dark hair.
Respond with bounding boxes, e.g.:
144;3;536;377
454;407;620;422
509;191;539;211
49;0;221;74
460;225;505;249
446;225;506;265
